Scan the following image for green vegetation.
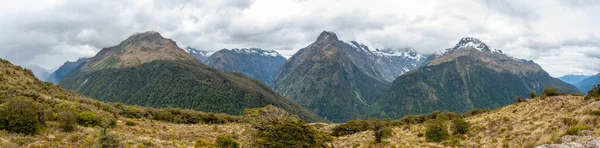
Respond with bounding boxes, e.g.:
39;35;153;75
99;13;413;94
58;110;78;132
78;111;100;127
373;54;580;119
565;124;591;135
585;84;600;100
541;88;561;99
272;38;391;122
61;60;323;122
215;135;240;148
450;118;470;135
0;97;45;135
331;120;369;136
244;106;332;147
425;120;450;142
529;92;537;98
96;130;121;148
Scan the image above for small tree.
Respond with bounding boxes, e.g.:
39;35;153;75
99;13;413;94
529;92;537;98
541;88;560;99
369;118;393;143
425;120;449;142
585;84;600;100
58;110;77;132
450;118;470;135
0;97;45;134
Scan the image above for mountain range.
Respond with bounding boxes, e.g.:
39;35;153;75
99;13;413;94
559;74;591;85
45;30;595;123
205;48;286;85
272;31;425;122
57;31;323;122
575;73;600;93
371;37;580;119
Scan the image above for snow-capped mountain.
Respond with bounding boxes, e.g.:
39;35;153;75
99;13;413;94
205;48;286;85
272;31;425;122
183;47;212;62
341;40;426;82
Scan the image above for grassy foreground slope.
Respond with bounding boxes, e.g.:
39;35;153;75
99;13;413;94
0;58;332;147
329;95;600;147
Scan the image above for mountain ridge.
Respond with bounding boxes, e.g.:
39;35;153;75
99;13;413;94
372;37;580;119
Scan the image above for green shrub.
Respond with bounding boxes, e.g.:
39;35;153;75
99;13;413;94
425;120;449;142
585;84;600;100
58;110;78;132
125;120;136;126
529;92;537;98
78;111;100;127
515;96;524;103
450;118;470;135
566;124;591;135
441;136;461;146
562;118;579;126
244;106;331;148
96;130;121;148
331;120;369;136
0;97;45;134
215;135;240;148
195;138;215;148
370;119;393;143
542;88;560;99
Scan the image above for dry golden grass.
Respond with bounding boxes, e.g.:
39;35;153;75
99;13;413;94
0;119;252;148
328;95;600;148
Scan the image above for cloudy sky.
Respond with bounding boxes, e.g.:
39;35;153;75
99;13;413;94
1;0;599;77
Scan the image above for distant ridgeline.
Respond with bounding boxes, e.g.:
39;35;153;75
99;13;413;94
57;31;324;122
371;37;580;119
205;48;287;86
50;30;584;123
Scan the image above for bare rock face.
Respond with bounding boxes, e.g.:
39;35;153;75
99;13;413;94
536;136;600;148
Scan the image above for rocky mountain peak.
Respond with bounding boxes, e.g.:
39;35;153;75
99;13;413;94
435;37;502;56
81;31;197;70
453;37;491;51
316;31;338;43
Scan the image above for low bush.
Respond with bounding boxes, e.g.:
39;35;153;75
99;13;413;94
541;88;560;99
125;120;136;126
529;92;537;98
96;130;121;148
331;120;369;136
244;106;331;148
566;124;591;135
215;135;240;148
450;118;470;135
425;120;449;142
78;111;100;127
58;110;78;132
0;97;45;134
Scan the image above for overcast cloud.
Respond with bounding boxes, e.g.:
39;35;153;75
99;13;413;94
1;0;599;77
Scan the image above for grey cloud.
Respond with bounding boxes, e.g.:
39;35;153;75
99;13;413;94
480;0;541;21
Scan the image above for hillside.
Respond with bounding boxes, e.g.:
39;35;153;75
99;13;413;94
59;31;324;122
372;37;580;119
205;48;286;85
0;58;333;147
272;31;392;122
330;95;600;147
576;73;600;93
